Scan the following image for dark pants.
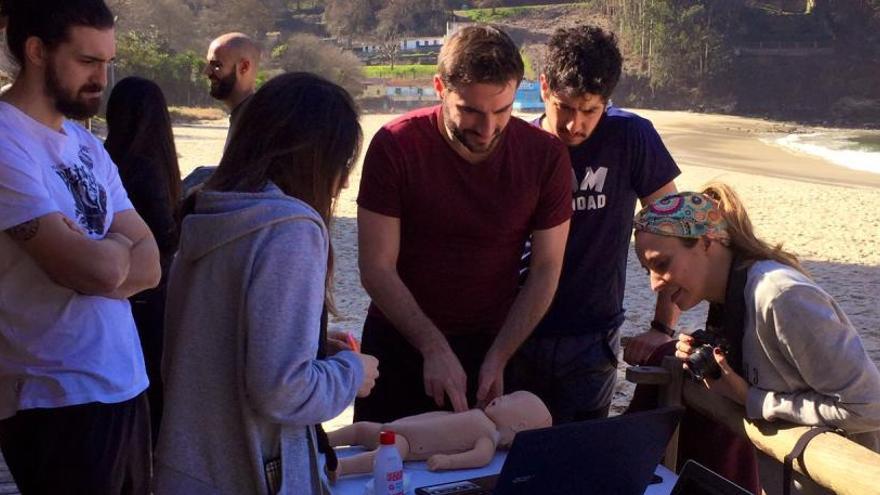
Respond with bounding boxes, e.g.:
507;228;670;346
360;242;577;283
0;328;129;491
0;393;151;495
131;287;166;443
506;328;620;424
354;316;495;423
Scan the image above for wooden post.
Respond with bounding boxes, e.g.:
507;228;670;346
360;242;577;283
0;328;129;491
681;380;880;495
660;357;682;470
624;357;682;470
625;363;880;494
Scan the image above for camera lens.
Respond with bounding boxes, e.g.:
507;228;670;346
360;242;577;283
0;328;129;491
687;344;721;381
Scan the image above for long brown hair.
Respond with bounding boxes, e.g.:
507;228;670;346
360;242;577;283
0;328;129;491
701;182;807;275
202;72;362;312
105;76;182;226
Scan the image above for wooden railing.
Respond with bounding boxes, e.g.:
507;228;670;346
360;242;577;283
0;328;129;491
627;358;880;495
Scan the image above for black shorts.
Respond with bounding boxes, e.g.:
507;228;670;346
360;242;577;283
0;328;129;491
505;328;621;424
0;392;151;495
353;316;494;424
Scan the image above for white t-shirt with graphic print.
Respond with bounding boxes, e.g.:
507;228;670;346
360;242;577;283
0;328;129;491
0;101;147;419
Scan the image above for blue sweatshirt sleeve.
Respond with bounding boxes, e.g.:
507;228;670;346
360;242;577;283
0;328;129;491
243;216;363;424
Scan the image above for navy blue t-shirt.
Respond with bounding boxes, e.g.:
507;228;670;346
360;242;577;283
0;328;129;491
527;106;680;337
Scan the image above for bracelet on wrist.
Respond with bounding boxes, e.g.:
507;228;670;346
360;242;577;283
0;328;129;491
650;319;675;337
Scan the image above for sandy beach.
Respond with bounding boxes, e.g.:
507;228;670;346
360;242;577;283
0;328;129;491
173;109;880;425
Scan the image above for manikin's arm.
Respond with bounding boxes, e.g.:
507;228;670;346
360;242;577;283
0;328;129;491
327;422;383;449
333;432;412;479
426;436;496;472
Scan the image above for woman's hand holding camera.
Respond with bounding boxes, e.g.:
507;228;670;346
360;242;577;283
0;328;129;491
673;333;696;361
675;333;749;405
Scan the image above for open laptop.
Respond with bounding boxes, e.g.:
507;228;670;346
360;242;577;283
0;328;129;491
415;406;683;495
670;460;753;495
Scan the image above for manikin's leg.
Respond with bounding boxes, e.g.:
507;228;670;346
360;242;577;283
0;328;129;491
327;422;382;449
335;434;410;478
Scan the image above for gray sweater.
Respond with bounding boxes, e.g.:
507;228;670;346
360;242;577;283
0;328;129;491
155;184;363;494
742;260;880;450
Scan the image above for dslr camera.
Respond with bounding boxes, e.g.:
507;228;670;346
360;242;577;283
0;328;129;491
685;329;729;381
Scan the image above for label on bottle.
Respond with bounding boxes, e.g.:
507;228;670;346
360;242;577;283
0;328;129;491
373;445;404;495
383;468;403;494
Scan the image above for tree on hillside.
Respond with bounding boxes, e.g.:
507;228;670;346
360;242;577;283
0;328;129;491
114;28;210;106
596;0;738;96
148;0;200;51
379;0;451;35
324;0;381;44
475;0;504;14
108;0;200;52
274;33;364;97
197;0;278;42
371;0;451;67
289;0;324;11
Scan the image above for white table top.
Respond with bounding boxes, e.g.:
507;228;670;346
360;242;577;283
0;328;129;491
328;448;678;495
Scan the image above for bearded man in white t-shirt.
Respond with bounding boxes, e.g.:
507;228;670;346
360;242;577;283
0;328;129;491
0;0;160;492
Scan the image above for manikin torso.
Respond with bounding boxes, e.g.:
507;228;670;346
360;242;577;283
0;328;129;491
383;409;499;460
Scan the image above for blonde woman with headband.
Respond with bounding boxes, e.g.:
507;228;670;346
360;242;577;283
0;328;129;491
633;183;880;494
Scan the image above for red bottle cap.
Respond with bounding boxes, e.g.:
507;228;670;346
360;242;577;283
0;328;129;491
379;430;396;445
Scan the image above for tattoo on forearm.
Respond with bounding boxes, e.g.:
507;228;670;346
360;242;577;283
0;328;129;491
5;218;40;241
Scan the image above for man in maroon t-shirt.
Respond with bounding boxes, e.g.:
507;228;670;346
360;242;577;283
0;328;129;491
355;25;573;423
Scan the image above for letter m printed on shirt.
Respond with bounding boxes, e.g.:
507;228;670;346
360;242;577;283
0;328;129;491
579;167;608;193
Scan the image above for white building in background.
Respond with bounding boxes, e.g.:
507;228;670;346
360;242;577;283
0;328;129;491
358;36;444;54
403;36;444;50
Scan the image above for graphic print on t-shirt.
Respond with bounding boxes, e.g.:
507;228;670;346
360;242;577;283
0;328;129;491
572;166;608;212
54;145;108;235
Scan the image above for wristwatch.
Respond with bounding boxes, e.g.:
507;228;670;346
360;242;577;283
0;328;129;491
650;319;675;337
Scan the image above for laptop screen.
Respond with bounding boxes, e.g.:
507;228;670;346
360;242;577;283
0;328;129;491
416;407;683;495
491;406;683;495
670;460;753;495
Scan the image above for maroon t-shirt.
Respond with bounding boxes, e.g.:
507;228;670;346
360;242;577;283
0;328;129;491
357;105;572;335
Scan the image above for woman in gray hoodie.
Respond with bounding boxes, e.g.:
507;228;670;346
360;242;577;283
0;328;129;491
633;183;880;494
156;72;379;494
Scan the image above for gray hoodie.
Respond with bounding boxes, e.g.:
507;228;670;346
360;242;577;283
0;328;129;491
155;183;363;494
743;261;880;445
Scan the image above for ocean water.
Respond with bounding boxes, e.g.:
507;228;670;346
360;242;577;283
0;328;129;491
765;131;880;175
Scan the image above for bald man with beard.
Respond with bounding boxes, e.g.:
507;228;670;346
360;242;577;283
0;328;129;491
204;32;261;148
183;33;262;194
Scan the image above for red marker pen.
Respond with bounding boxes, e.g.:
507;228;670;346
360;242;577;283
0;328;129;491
345;332;360;353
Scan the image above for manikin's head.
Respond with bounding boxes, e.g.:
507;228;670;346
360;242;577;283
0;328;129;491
483;391;552;447
203;32;261;109
433;25;523;158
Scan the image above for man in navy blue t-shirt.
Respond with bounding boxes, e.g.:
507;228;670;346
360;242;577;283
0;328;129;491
508;25;681;423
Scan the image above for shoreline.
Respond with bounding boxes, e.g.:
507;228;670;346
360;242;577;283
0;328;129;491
631;109;880;190
178;110;880;190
